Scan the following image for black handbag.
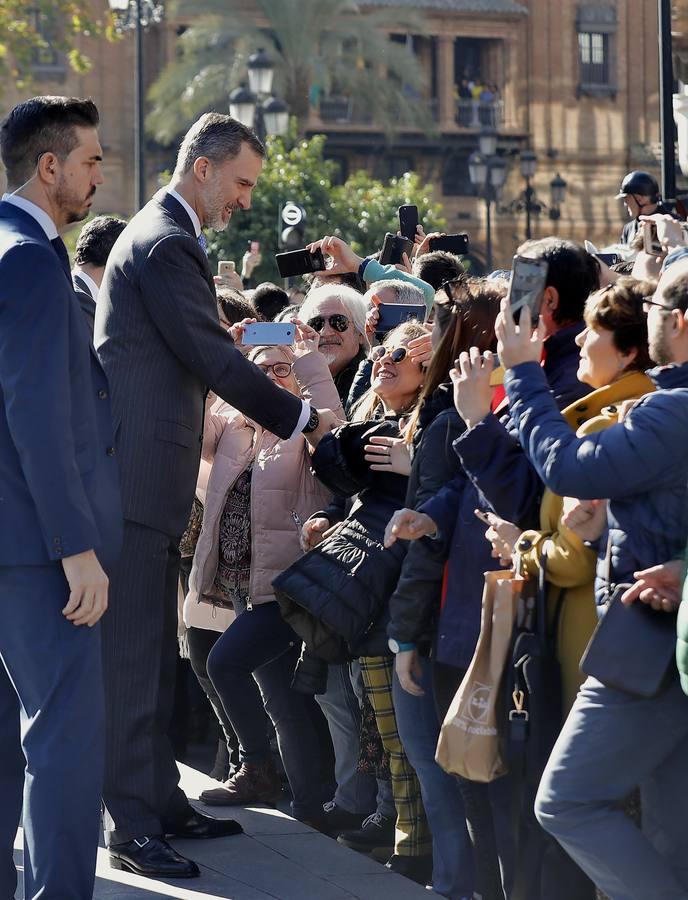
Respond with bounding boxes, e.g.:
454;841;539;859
580;583;678;698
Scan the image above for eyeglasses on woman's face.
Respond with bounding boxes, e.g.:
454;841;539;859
371;345;409;364
256;361;293;378
307;314;350;333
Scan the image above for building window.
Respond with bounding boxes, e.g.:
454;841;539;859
578;31;609;85
31;9;63;74
576;4;617;98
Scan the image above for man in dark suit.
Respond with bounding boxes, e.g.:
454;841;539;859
0;97;123;900
95;112;331;879
72;214;126;334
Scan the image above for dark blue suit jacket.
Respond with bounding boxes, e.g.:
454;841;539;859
0;201;123;570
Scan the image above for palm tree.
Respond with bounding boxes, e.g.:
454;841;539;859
147;0;431;144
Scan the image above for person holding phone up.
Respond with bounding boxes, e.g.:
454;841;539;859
183;320;346;822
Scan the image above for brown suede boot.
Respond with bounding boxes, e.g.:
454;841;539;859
199;761;281;806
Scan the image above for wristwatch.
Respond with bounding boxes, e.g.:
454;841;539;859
302;407;320;434
388;638;416;654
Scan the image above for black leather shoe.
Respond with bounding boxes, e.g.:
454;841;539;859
109;836;200;879
164;809;243;839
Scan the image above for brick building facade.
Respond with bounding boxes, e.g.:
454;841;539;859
2;0;667;265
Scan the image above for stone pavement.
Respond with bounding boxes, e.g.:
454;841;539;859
13;763;434;900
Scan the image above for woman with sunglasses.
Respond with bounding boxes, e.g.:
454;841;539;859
181;321;345;821
274;320;433;883
380;277;505;900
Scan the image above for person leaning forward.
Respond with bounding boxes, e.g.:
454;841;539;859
94;112;333;880
0;96;123;900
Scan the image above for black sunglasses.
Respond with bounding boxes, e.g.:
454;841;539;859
371;345;409;363
307;314;350;333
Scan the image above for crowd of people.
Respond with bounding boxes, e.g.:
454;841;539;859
1;93;688;900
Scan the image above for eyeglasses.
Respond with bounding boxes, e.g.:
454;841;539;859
371;345;409;364
642;296;674;313
256;362;293;378
307;314;350;333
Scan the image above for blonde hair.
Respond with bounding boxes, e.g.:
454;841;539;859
350;320;427;422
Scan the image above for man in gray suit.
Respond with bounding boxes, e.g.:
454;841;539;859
95;113;329;879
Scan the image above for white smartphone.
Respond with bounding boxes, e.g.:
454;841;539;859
218;260;236;276
241;322;295;346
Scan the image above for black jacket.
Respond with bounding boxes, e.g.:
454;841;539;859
273;415;408;659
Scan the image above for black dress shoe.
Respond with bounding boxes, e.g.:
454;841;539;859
109;836;200;879
164;809;243;839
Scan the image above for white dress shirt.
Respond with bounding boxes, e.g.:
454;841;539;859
165;190;311;437
72;267;100;303
2;193;58;240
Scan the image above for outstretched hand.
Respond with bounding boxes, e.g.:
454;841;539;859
384;508;437;547
364;435;412;475
495;298;545;370
620;560;685;612
449;348;494;429
307;236;363;276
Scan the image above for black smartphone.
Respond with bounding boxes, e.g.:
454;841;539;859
398;205;419;242
379;232;415;266
428;233;470;255
596;252;620;267
375;302;426;335
508;255;549;326
275;247;326;279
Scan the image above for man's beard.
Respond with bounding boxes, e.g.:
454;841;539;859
203;178;233;232
57;178;94;225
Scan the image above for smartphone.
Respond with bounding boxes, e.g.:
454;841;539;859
379;232;415;266
248;240;260;253
218;260;236;276
507;256;549;326
398;205;419;242
275;247;326;278
375;302;426;335
241;322;295;346
643;221;665;257
595;252;620;267
428;233;470;255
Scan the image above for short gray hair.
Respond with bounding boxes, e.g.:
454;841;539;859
364;279;425;307
174;112;264;176
300;284;369;339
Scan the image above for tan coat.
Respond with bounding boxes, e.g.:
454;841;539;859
517;370;655;712
183;350;345;632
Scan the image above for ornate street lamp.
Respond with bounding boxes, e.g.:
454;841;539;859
107;0;164;211
469;148;506;272
230;49;290;142
549;173;568;219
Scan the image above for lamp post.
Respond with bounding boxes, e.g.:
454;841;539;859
107;0;163;212
469;148;507;271
229;48;290;142
519;150;538;240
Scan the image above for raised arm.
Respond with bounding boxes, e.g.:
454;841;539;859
139;235;305;439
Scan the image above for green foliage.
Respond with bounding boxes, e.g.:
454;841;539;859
147;0;432;146
0;0;112;91
207;132;445;283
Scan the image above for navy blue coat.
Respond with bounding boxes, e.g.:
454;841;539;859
505;360;688;599
0;202;122;570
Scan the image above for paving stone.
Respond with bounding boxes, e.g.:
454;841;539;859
327;871;436;899
253;832;385;877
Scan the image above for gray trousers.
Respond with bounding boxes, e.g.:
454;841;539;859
535;673;688;900
101;520;190;845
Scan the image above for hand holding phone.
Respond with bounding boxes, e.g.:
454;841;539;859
507;255;549;326
375;302;426;335
398;205;419;242
276;247;326;278
380;233;415;266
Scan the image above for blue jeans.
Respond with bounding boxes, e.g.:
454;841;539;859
393;657;474;899
207;602;325;819
316;662;393;817
535;674;688;900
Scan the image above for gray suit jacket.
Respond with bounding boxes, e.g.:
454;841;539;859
72;273;96;336
94;190;303;538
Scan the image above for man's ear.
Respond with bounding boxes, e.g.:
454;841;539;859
192;156;211;182
37;152;59;184
542;285;559;312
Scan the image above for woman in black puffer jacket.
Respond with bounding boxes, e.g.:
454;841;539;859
274;320;432;873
